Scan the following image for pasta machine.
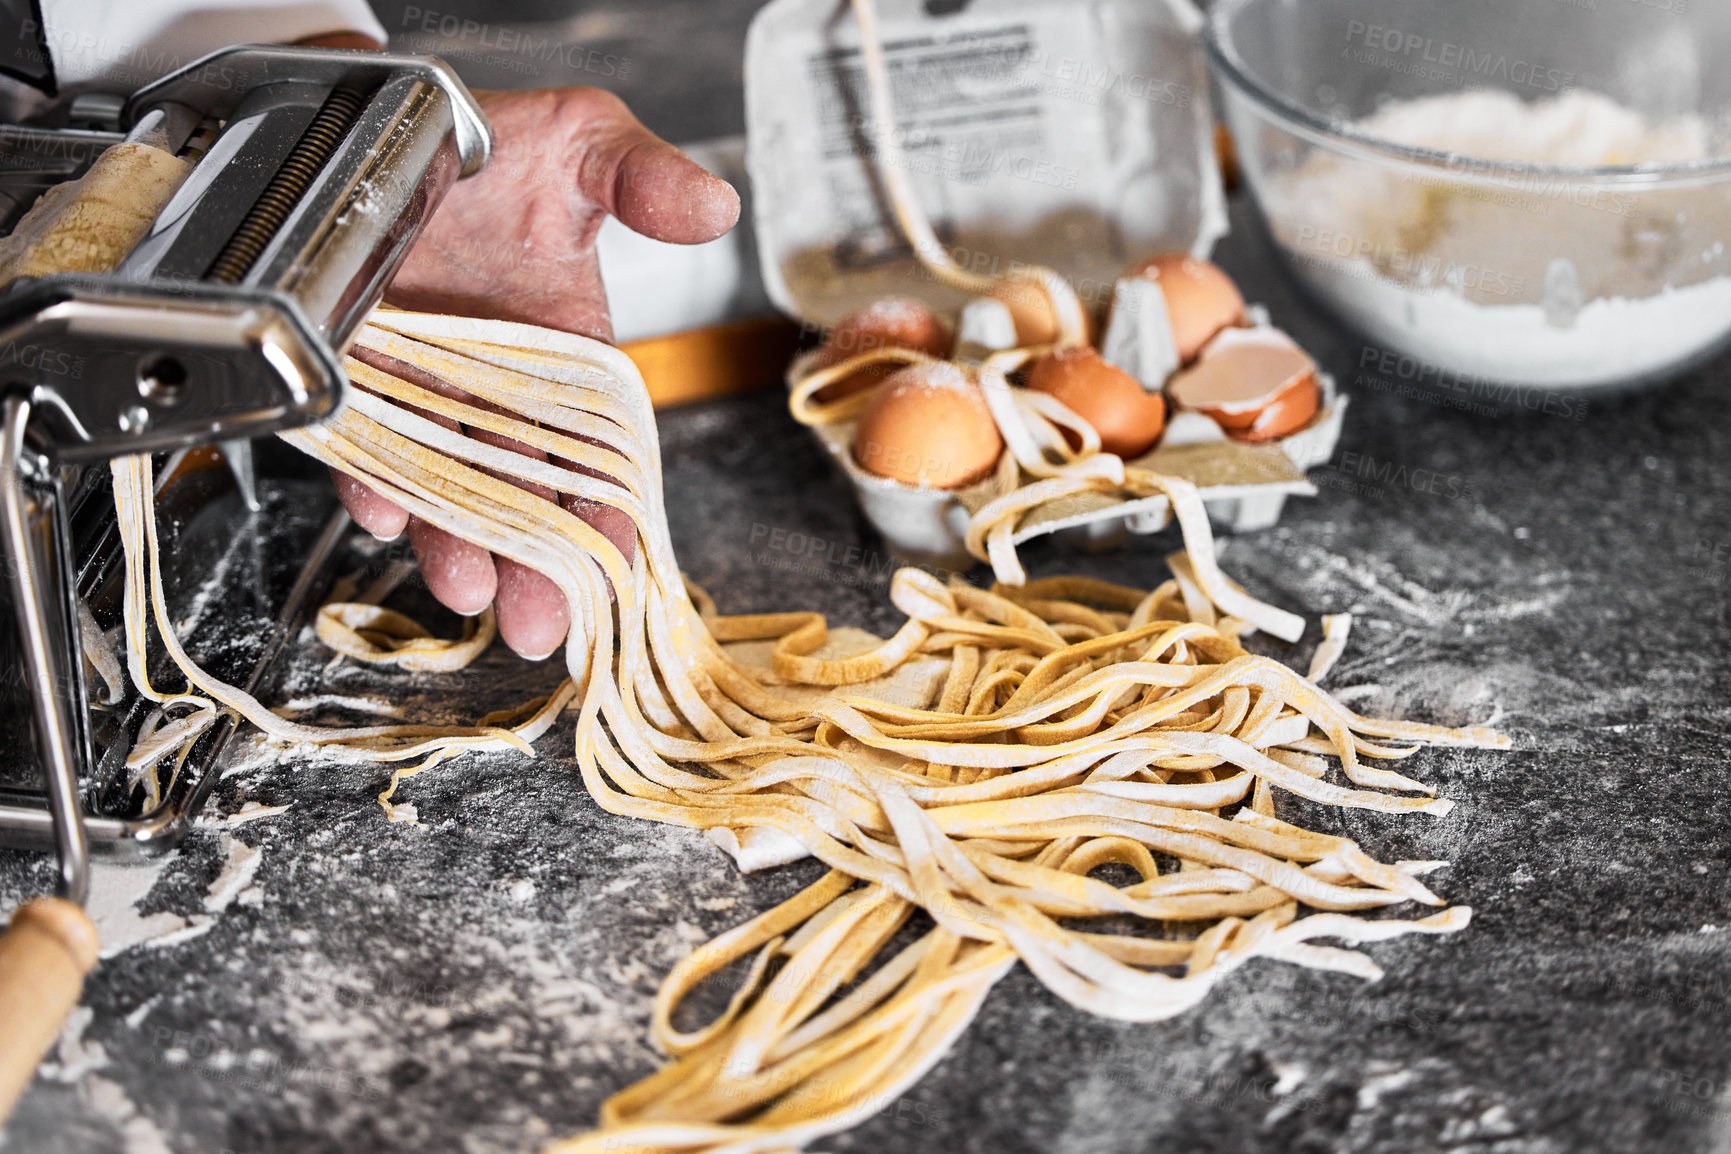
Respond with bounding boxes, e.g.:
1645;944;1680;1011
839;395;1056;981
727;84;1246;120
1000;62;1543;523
0;45;491;908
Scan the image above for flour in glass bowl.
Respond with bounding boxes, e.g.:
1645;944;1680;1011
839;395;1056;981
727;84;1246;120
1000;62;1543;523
1268;88;1731;388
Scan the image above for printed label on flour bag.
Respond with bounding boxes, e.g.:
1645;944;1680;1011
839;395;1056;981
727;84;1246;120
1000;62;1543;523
746;0;1224;326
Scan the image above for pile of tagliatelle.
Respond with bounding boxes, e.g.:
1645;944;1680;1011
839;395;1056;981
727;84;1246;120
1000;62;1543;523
104;300;1509;1152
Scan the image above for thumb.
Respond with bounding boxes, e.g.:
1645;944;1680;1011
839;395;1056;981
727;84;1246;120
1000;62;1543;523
557;89;742;246
611;138;742;246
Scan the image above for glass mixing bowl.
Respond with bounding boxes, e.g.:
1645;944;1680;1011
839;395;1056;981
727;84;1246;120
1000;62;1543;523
1205;0;1731;389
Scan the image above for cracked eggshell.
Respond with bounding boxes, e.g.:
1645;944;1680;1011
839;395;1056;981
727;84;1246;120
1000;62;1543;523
1126;253;1247;363
1168;326;1322;443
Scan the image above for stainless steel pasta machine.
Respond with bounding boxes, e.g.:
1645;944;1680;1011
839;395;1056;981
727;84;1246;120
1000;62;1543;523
0;43;490;904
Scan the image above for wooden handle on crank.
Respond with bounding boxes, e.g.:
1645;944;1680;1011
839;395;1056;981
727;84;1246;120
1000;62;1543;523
0;898;98;1123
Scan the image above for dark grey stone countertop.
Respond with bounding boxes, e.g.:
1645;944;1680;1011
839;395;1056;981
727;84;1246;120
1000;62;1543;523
4;199;1731;1154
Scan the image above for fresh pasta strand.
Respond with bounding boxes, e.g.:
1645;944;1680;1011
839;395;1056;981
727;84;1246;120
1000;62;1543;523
103;310;1507;1154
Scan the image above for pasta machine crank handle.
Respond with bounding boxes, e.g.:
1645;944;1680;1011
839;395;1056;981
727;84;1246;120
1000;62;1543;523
0;894;98;1125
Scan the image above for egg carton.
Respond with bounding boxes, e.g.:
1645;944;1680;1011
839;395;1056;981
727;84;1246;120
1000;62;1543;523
752;0;1348;578
788;292;1346;575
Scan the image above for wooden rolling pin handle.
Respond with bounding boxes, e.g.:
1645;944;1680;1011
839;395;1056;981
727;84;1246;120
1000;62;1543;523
0;898;99;1124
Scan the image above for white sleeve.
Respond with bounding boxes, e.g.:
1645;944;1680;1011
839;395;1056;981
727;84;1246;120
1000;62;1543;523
39;0;390;90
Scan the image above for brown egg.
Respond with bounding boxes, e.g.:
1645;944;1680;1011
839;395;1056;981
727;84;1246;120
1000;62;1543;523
1167;329;1321;443
813;297;952;400
1126;253;1247;363
1028;347;1166;459
990;279;1063;347
988;279;1095;348
853;363;1003;489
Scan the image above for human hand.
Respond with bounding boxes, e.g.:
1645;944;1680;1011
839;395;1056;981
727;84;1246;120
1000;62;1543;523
335;86;741;658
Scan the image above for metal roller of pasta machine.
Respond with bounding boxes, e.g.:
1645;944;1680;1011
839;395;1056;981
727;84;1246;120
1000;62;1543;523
0;45;492;905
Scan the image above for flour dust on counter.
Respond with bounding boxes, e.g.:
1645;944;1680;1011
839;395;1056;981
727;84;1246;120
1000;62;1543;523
6;145;1731;1154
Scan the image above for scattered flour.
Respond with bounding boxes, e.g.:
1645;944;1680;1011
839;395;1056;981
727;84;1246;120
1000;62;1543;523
203;836;263;913
80;1075;174;1154
274;694;403;718
1356;1064;1420;1111
221;800;292;826
83;834;264;958
84;857;188;958
1289;543;1468;627
36;1006;107;1083
121;996;160;1031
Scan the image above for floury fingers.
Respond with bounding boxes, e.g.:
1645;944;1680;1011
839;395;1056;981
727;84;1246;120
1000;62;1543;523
106;305;1508;1153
